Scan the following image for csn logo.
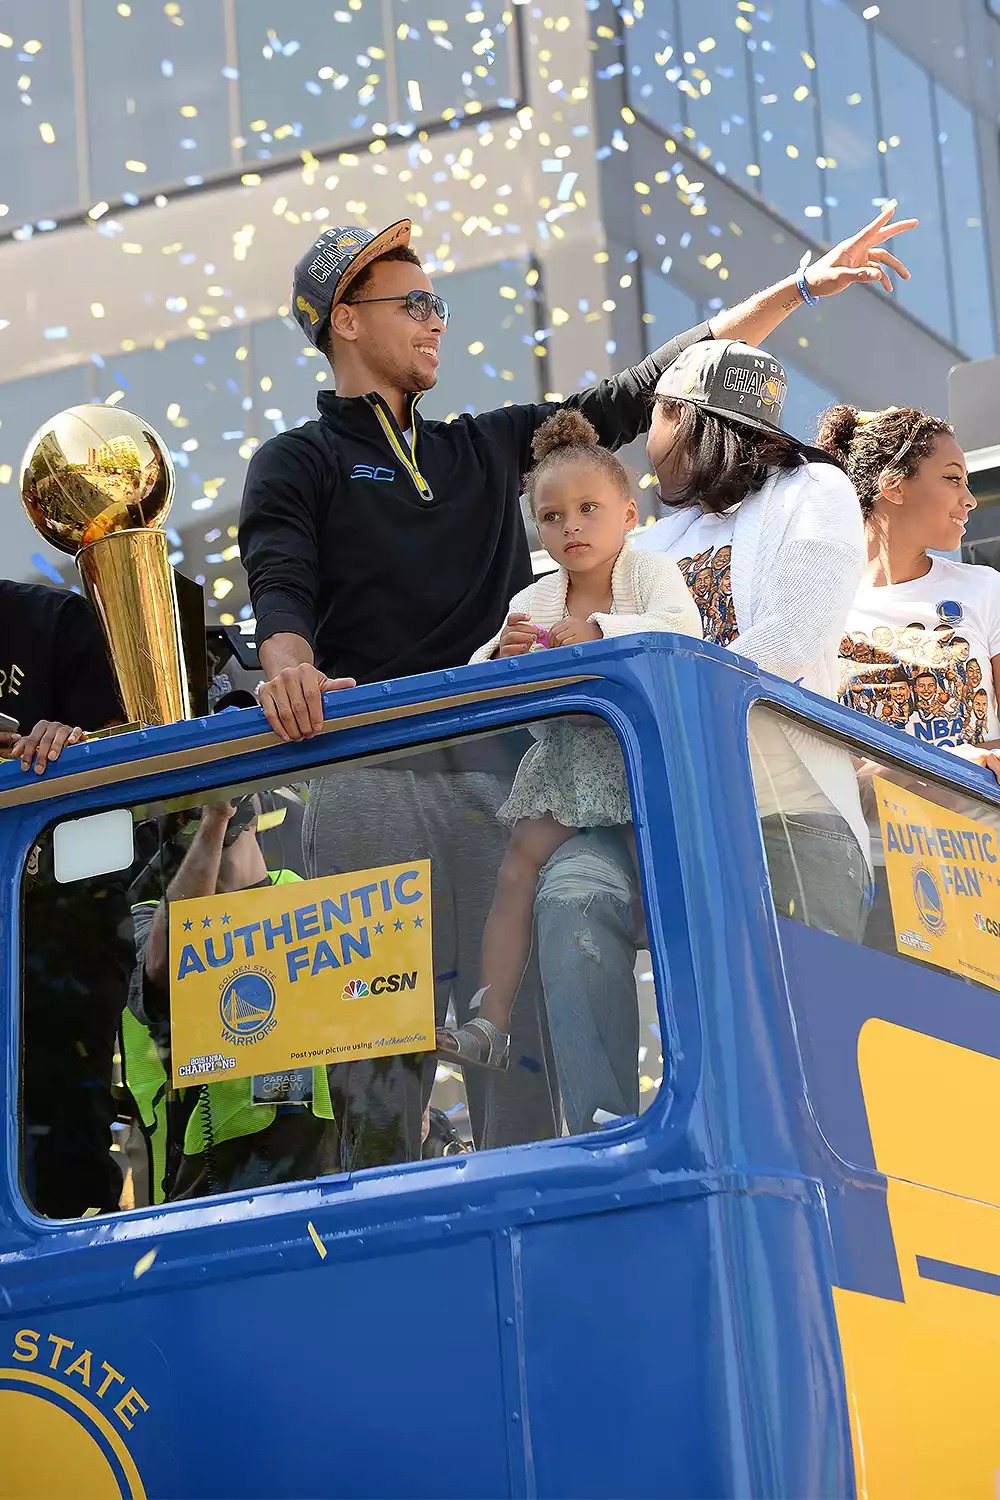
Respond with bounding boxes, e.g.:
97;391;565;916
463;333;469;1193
974;911;1000;939
341;972;418;1000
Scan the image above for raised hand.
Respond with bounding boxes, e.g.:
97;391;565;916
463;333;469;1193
805;202;918;297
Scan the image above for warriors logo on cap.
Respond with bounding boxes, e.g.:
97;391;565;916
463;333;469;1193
290;218;413;348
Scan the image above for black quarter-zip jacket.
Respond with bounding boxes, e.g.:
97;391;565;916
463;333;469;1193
238;319;712;687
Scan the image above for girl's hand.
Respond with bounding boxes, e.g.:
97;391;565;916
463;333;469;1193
498;613;539;657
547;618;602;648
948;741;1000;784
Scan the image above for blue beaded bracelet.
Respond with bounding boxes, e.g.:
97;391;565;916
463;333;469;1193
796;269;818;306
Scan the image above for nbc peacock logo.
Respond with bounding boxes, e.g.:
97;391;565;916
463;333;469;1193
342;979;371;1000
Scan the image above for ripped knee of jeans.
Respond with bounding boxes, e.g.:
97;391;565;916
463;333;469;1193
535;846;634;911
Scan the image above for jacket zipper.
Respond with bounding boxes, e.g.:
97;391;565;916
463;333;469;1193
366;393;434;502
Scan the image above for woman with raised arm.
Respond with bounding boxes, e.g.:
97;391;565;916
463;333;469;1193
635;341;871;939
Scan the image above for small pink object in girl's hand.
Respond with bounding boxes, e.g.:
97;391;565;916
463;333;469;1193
530;627;550;651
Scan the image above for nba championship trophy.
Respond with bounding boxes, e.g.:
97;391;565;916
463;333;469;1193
19;405;207;726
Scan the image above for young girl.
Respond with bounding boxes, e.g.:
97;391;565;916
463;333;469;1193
435;410;702;1069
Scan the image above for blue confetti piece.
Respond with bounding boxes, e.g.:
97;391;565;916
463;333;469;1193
161;59;173;77
221;65;239;79
517;1055;542;1074
43;326;68;340
31;552;65;584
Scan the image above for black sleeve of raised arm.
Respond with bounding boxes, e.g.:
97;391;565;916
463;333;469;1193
238;434;325;650
492;319;715;470
561;319;714;448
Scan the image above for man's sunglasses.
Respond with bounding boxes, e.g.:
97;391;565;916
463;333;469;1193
344;289;450;326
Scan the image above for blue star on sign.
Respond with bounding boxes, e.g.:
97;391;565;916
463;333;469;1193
374;922;384;936
183;919;193;932
393;919;404;932
222;913;231;925
413;915;423;929
202;916;212;930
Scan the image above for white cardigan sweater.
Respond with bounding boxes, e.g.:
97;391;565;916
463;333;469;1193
634;461;871;865
470;544;704;663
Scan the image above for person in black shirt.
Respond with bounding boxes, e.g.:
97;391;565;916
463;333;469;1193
239;209;916;1170
0;580;130;1218
0;579;123;771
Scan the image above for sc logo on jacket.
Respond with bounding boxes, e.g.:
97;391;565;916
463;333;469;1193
351;464;396;483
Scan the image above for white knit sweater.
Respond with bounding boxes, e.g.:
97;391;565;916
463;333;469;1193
634;461;871;866
470;543;704;663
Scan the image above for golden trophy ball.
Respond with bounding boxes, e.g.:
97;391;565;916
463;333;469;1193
19;404;199;726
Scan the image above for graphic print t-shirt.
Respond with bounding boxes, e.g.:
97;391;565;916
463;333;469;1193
672;511;738;646
657;507;830;819
840;558;1000;751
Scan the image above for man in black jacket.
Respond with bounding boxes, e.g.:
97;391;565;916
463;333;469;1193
239;209;914;1169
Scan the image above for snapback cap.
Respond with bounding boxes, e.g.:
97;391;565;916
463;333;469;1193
654;340;798;442
291;219;412;348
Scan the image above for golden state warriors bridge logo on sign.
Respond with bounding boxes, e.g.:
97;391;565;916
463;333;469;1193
913;865;947;936
219;966;277;1047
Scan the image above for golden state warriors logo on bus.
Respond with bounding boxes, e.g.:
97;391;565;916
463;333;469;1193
219;966;277;1046
912;865;946;935
2;1328;149;1499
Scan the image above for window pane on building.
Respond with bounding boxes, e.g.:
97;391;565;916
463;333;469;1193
934;83;995;357
749;0;825;235
390;0;518;121
622;0;686;139
640;267;701;354
0;0;79;225
872;34;953;341
675;0;756;184
83;0;232;206
811;0;885;243
236;0;387;165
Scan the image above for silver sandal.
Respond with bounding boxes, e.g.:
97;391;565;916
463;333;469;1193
436;1017;510;1072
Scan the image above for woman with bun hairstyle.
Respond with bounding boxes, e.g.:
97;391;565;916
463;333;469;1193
436;410;702;1069
814;403;1000;951
635;340;872;938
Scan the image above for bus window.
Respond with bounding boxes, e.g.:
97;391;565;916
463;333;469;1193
748;701;1000;990
18;713;670;1219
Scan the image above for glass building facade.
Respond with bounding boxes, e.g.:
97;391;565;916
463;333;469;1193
0;0;997;617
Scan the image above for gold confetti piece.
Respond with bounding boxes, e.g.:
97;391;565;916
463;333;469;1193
122;242;143;253
133;1248;157;1279
0;33;12;46
746;163;761;177
118;2;131;13
17;73;29;89
786;144;799;159
23;38;42;54
125;159;147;173
39;122;56;145
801;50;816;68
307;1221;327;1259
180;103;197;117
0;465;12;485
735;15;752;32
698;36;716;52
407;79;423;112
793;85;809;102
88;202;108;222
